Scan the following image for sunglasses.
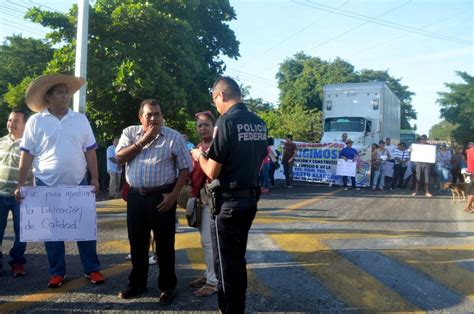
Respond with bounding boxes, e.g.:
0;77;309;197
195;111;213;119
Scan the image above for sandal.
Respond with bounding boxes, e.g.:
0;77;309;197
193;283;217;297
189;276;206;288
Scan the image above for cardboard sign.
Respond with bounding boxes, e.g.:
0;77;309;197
20;185;97;242
410;144;436;163
336;159;357;177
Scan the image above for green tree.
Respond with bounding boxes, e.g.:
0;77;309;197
429;120;457;141
275;53;417;129
0;35;53;130
26;0;240;145
437;71;474;144
276;52;356;112
259;105;322;142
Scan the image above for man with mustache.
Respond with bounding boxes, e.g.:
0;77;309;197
115;99;192;305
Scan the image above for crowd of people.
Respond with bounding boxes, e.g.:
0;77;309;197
0;74;267;313
0;73;472;314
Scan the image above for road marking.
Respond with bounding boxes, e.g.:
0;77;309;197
275;190;341;213
0;263;131;312
385;245;474;301
269;233;421;312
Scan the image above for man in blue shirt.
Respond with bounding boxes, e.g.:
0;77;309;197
339;139;359;190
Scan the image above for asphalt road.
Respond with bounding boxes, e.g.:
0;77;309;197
0;182;473;313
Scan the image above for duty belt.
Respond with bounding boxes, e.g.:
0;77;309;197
131;183;175;196
221;188;258;199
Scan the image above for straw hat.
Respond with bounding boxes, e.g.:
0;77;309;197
25;74;85;112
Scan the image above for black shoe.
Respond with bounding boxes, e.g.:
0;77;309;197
159;288;176;305
118;286;147;299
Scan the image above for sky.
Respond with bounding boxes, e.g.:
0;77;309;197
1;0;473;136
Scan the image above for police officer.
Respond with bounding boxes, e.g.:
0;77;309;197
191;77;267;313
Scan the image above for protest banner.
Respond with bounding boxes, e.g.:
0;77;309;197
20;185;97;242
273;139;371;186
336;159;357;177
410;144;436;163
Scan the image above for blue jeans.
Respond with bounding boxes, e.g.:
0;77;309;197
36;178;101;276
259;163;270;188
0;195;27;266
435;163;450;185
372;168;385;189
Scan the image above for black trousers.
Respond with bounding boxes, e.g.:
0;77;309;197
126;187;177;291
211;196;257;314
342;176;356;188
392;164;407;189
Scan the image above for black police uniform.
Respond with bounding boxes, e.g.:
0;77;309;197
207;102;267;313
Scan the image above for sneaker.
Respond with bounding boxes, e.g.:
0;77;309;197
425;192;432;197
125;254;132;260
148;255;157;265
85;271;105;284
344;187;348;191
287;185;293;189
11;263;25;277
356;187;361;191
48;275;65;288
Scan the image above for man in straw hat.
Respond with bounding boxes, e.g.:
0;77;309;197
14;74;105;288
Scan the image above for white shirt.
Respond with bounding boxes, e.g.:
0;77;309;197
20;109;97;186
385;144;396;159
106;144;121;173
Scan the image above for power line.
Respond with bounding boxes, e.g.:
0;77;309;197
24;0;62;13
226;67;277;87
348;9;472;58
238;0;351;70
305;0;412;52
0;20;47;36
293;0;473;45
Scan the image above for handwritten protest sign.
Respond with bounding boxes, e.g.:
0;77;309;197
20;186;97;242
410;144;436;163
336;159;357;177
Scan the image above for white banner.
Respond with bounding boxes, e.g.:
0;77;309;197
336;159;357;177
410;144;436;163
20;186;97;242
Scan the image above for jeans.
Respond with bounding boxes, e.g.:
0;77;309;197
372;168;385;189
0;195;27;266
283;161;294;187
435;163;450;185
198;205;217;285
259;163;270;189
36;178;101;276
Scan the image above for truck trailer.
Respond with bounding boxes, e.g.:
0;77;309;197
320;82;401;146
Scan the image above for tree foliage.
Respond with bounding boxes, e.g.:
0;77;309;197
276;52;417;129
428;120;457;141
259;105;322;142
0;35;53;132
26;0;240;145
437;71;474;144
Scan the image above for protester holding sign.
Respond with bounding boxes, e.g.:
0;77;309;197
409;135;434;197
15;74;104;288
338;139;359;190
0;109;32;277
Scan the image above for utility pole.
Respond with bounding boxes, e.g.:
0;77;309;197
73;0;89;113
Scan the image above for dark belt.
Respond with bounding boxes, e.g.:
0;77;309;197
131;183;175;196
220;188;257;199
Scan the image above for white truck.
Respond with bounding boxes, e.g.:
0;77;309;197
320;82;400;146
